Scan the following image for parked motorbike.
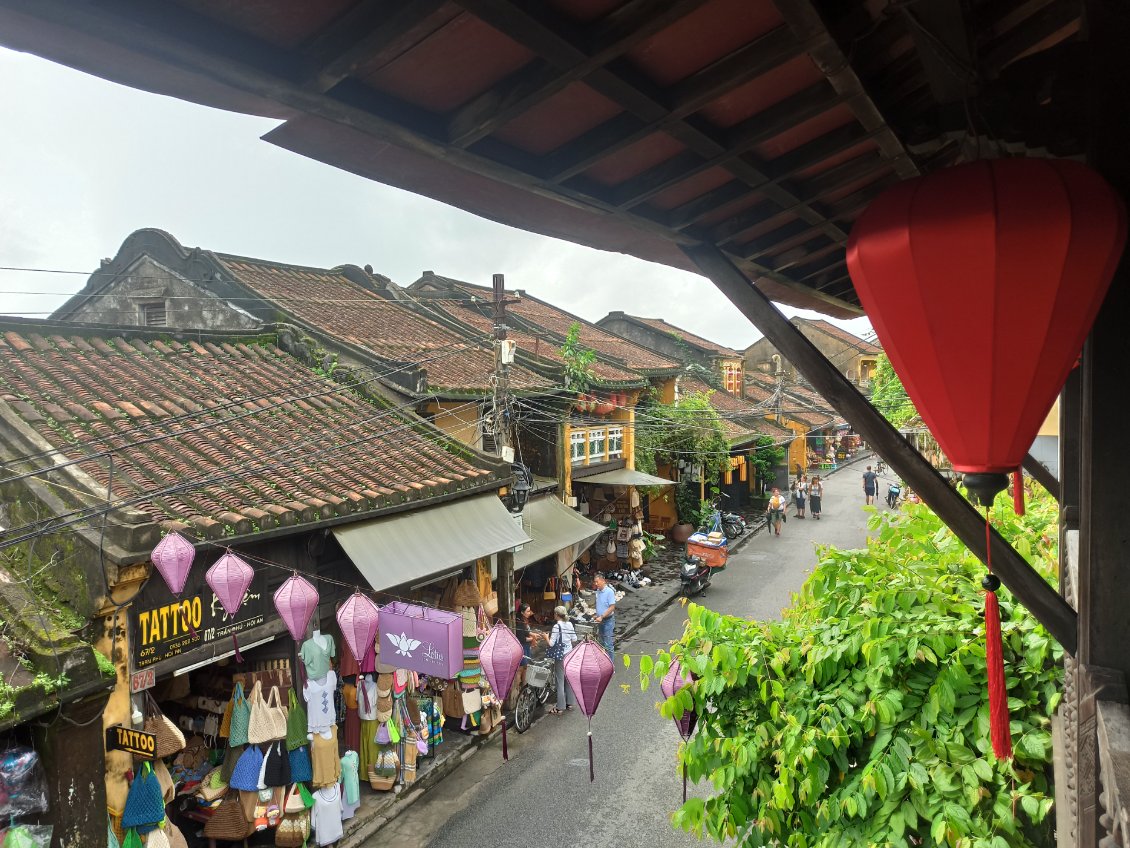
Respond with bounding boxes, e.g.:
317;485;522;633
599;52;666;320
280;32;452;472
876;458;886;474
886;483;902;509
680;555;712;597
705;494;747;540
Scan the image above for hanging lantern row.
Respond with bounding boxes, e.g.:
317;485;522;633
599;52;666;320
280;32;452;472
661;659;698;802
478;623;523;760
564;639;614;782
274;573;320;643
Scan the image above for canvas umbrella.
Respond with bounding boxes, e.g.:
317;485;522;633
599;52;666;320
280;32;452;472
477;623;523;760
206;551;254;661
661;659;697;801
150;531;197;636
336;592;379;672
273;573;319;643
563;639;614;781
846;157;1127;758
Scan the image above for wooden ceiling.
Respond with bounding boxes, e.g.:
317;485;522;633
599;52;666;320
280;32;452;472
0;0;1086;318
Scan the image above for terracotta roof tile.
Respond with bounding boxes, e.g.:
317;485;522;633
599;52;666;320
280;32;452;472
678;375;792;443
796;318;881;355
621;316;742;357
0;325;503;538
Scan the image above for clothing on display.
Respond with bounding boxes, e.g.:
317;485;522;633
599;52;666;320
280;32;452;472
310;784;344;847
300;632;336;681
303;670;338;733
310;726;341;788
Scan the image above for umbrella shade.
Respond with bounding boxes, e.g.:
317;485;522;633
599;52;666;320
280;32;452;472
273;574;319;642
151;531;195;597
206;552;254;618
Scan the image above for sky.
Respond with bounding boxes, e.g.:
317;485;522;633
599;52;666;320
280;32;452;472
0;47;872;352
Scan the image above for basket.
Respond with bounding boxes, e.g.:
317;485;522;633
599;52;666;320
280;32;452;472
687;540;729;569
525;662;552;689
572;621;595;640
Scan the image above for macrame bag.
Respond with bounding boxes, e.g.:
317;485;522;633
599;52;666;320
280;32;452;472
120;762;165;832
227;682;250;747
274;810;310;848
228;745;265;792
247;682;288;744
287;745;312;784
285;689;308;751
143;694;186;759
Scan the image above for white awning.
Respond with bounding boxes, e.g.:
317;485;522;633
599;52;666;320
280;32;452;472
576;468;676;487
513;496;606;571
333;494;531;592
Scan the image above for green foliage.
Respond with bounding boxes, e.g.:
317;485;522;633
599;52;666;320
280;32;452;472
561;322;597;393
644;488;1062;847
641;529;667;561
870;354;918;428
635;391;730;488
749;435;786;489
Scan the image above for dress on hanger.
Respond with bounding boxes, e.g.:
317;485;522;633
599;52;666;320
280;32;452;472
340;751;360;820
311;783;344;846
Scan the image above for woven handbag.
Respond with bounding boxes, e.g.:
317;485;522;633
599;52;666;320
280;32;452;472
145;826;172;848
287;745;312;784
121;762;165;831
263;686;289;740
453;579;482;608
261;741;291;788
197;768;227;802
482;591;499;617
247;683;288;744
220;744;243;785
229;745;265;792
152;757;175;804
143;693;186;758
282;783;305;814
228;682;250;746
219;693;234;739
274;810;310;847
285;689;307;751
203;794;255;841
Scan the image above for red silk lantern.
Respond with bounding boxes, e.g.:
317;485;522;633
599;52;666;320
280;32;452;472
563;640;614;781
206;551;254;619
478;623;524;760
847;158;1127;761
336;592;379;672
661;659;697;801
273;573;319;643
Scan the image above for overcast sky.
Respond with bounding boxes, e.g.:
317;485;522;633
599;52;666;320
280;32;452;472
0;47;872;352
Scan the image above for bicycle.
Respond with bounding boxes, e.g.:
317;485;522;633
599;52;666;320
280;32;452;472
513;657;555;733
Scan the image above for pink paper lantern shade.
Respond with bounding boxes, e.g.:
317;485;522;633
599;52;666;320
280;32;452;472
151;531;196;597
336;592;379;669
206;551;254;619
660;659;697;741
563;640;614;782
478;623;524;760
274;574;319;642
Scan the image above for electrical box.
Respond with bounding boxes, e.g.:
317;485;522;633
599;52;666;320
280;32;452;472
501;446;515;463
509;511;526;552
499;339;516;364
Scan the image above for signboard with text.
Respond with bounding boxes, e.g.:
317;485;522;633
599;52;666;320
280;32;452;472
106;726;156;759
130;565;269;670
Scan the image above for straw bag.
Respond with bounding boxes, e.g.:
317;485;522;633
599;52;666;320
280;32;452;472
282;783;306;814
275;810;310;847
368;749;399;791
152;757;175;805
145;826;171;848
121;762;165;831
453;579;482;608
196;768;227;802
143;694;186;758
219;694;234;739
228;682;250;746
285;689;307;751
203;794;255;841
482;591;499;618
247;682;287;744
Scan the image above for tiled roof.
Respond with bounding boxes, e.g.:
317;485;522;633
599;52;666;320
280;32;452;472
0;324;502;542
621;316;741;358
678;376;792;444
744;374;837;431
218;257;549;393
427;277;679;374
796;318;882;356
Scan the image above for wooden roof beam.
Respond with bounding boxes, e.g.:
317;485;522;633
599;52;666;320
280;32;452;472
983;0;1079;73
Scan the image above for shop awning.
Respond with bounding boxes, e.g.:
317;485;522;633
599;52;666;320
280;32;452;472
576;469;676;487
333;494;531;592
514;496;606;571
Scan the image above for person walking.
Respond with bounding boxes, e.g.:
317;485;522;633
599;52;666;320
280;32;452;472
862;465;878;505
592;573;617;658
766;487;786;536
795;474;808;519
809;476;823;519
546;606;577;715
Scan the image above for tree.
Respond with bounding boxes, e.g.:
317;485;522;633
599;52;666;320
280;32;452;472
870;353;918;428
634;391;730;483
641;489;1061;847
747;434;786;493
560;322;596;394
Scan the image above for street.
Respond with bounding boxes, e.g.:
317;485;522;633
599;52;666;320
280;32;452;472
372;460;876;848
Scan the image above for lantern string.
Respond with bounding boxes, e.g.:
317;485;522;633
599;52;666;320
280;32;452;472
983;506;1012;760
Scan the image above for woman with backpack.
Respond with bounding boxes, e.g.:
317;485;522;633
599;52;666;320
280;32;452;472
545;606;577;715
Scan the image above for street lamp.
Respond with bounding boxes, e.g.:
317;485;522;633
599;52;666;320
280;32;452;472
506;462;532;512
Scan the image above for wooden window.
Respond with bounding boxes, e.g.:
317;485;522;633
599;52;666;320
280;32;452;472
588;427;607;462
722;361;742;393
570;430;586;464
607;427;624;459
139;301;167;327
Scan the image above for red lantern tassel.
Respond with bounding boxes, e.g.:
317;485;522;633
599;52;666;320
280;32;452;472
588;728;595;783
983;518;1012;759
1012;471;1025;516
501;716;509;761
232;633;244;664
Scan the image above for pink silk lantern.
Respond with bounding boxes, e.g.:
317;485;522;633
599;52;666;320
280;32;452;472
336;592;379;671
274;574;319;643
206;551;254;618
563;640;614;781
661;660;698;801
151;531;197;636
478;623;524;760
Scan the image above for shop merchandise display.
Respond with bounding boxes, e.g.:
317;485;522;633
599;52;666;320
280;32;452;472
0;825;52;848
311;784;344;846
0;747;48;819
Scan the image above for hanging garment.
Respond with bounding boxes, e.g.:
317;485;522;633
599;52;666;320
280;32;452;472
340;751;360;820
342;684;361;755
358;718;379;780
310;726;342;789
303;670;337;733
299;633;336;681
310;784;344;847
356;675;378;721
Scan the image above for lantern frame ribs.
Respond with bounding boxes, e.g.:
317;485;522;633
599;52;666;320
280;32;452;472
684;243;1077;655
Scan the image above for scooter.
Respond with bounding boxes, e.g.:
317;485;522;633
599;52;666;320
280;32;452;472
680;555;712;597
886;483;902;509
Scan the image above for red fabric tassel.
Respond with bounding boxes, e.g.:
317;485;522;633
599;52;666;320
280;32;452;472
1012;471;1025;516
588;729;595;783
984;589;1013;759
232;633;244;664
501;717;509;761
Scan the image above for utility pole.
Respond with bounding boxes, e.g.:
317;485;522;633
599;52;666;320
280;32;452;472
492;273;518;630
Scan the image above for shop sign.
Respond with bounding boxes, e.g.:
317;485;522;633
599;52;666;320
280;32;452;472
106;725;156;758
379;602;462;679
130;668;156;693
131;565;269;670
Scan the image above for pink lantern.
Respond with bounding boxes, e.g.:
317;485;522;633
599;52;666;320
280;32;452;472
273;573;319;642
151;531;195;597
478;623;524;760
563;640;614;781
206;551;254;619
336;592;379;669
661;659;698;801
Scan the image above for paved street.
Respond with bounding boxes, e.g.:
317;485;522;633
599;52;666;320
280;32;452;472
373;460;875;847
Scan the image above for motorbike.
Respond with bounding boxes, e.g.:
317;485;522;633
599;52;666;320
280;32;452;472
706;495;747;540
680;555;712;597
876;458;886;474
886;483;902;509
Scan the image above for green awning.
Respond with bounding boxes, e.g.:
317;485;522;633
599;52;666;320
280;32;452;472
575;468;676;487
333;494;531;591
513;496;606;571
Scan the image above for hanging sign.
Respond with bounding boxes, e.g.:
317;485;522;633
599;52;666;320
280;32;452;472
130;669;156;694
106;725;156;758
378;602;462;679
131;563;269;670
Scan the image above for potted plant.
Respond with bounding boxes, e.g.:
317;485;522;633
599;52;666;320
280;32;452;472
671;486;701;543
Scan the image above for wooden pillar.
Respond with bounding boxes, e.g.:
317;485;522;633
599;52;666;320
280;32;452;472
498;550;516;630
684;243;1077;652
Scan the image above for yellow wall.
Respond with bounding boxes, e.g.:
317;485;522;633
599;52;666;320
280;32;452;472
773;418;808;475
563;392;639;496
1039;398;1060;437
426;401;481;447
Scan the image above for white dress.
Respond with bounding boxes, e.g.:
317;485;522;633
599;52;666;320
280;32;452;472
303;669;338;733
311;784;344;846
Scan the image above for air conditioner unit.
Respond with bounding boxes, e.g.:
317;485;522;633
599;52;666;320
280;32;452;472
500;339;517;365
